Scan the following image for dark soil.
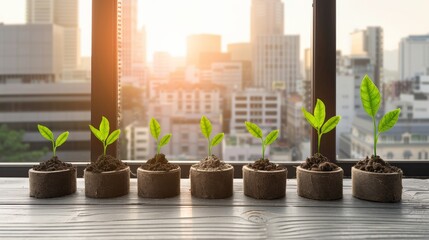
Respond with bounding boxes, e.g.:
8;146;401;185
86;155;128;173
300;153;339;171
354;155;403;174
192;154;232;171
32;156;74;171
248;158;284;171
141;153;179;171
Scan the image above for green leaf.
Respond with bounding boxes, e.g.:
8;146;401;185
89;125;103;142
314;99;326;128
55;131;69;148
321;116;341;134
159;133;172;147
200;116;212;139
210;133;224;147
245;121;263;139
106;129;121;146
99;116;110;141
360;75;381;118
378;108;401;133
149;118;161;140
302;107;319;130
37;124;54;142
264;130;279;145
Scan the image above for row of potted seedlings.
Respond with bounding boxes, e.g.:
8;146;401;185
29;75;403;203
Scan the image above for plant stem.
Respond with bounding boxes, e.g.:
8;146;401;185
261;138;265;160
103;142;107;156
208;138;211;156
373;117;377;157
156;141;160;154
317;132;322;154
52;141;56;157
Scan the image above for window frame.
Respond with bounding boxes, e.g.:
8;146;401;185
1;0;429;178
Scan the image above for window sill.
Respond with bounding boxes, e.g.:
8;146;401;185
0;178;428;238
1;160;429;178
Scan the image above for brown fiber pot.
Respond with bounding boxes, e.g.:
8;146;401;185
296;166;343;200
84;166;130;198
243;165;287;200
352;167;402;203
29;168;76;198
190;165;234;199
137;167;181;198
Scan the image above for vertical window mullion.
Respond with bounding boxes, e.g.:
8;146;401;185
91;0;120;162
312;0;336;160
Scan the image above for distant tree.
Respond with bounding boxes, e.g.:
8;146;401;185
0;125;47;162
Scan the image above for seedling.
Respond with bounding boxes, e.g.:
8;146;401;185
245;121;279;160
360;75;400;157
200;116;224;156
89;116;121;156
37;124;69;157
302;99;341;153
149;118;172;154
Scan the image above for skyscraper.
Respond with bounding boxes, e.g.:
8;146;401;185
399;34;429;80
250;0;284;42
187;34;221;66
26;0;80;76
121;0;147;83
351;26;383;86
250;0;300;93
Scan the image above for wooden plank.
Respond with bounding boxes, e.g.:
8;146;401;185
0;179;429;239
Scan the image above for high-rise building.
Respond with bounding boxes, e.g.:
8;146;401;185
351;26;383;87
26;0;80;77
227;43;252;62
399;34;429;80
250;0;284;42
0;82;90;161
230;88;281;134
152;52;173;78
187;34;221;66
253;35;300;93
121;0;147;83
0;24;64;83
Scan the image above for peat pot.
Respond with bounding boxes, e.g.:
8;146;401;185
243;165;287;200
352;167;402;203
84;166;130;198
29;168;76;198
137;167;181;198
296;166;343;200
190;165;234;199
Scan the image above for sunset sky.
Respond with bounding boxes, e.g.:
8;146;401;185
0;0;428;62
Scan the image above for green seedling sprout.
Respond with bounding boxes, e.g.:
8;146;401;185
149;118;172;155
360;74;401;157
89;116;121;156
200;116;224;156
37;124;69;157
302;99;341;153
245;121;279;160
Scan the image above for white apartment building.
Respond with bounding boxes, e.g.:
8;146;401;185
230;88;281;134
0;24;64;83
147;82;223;159
250;0;284;42
222;135;269;162
285;93;305;145
152;52;174;78
253;35;300;94
336;74;355;150
125;123;150;160
399;34;429;80
26;0;80;77
211;62;243;92
0;82;91;161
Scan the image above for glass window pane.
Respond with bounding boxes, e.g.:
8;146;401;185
119;0;312;163
0;0;92;162
336;0;429;161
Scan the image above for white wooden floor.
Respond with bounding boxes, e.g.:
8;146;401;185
0;178;429;239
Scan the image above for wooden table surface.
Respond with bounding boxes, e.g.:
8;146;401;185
0;178;429;239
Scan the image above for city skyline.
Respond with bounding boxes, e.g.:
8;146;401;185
1;0;428;63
